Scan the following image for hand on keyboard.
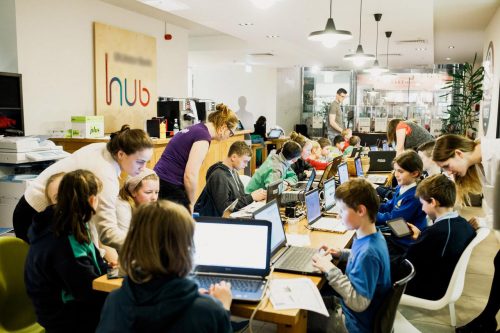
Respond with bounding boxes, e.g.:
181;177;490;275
199;280;233;310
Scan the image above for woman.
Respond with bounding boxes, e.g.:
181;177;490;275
253;116;267;138
433;134;500;333
154;103;238;212
96;200;233;332
13;125;154;252
387;119;434;156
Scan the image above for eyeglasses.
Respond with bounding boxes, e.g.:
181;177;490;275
228;127;235;137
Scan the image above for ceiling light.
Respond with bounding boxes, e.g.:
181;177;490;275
382;31;396;77
344;0;375;66
445;57;451;61
266;35;280;38
448;45;455;49
308;0;352;49
365;14;388;75
238;22;254;26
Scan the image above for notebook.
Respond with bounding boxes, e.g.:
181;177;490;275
305;189;347;233
338;162;349;185
368;151;396;172
193;217;271;302
281;169;316;204
253;200;321;276
322;178;339;215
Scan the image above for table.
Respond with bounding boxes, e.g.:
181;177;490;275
267;137;289;151
93;219;355;333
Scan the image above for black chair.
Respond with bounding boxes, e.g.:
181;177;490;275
294;124;309;138
373;259;415;333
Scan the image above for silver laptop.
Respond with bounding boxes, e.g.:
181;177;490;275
338;162;349;185
193;217;271;302
253;200;321;276
322;177;339;215
281;169;316;204
305;189;347;233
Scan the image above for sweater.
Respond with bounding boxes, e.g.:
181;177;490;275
397;121;434;150
24;206;108;333
24;143;125;251
305;157;329;170
96;276;232;333
291;158;314;181
404;212;475;300
194;162;253;217
245;151;298;193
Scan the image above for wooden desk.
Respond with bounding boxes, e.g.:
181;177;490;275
268;137;289;151
250;143;268;175
93;219;355;333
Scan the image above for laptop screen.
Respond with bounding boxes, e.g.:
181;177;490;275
253;200;286;255
323;178;336;209
305;189;321;222
338;162;349;184
355;157;364;177
194;221;269;270
267;129;282;139
305;168;316;191
266;179;283;203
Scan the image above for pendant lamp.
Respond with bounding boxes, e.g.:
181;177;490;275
365;13;388;75
343;0;375;66
308;0;352;48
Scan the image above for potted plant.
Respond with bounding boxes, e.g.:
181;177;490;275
441;54;484;138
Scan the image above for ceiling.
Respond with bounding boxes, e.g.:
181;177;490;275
102;0;499;70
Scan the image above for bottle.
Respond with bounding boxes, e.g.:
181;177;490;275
173;118;180;134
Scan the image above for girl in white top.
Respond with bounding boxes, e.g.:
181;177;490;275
116;168;159;232
14;125;154;252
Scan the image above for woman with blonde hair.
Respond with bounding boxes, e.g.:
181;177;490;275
154;103;239;212
97;200;233;332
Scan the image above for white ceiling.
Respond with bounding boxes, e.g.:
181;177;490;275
102;0;499;69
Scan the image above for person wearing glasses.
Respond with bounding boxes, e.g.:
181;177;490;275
154;103;239;212
327;88;348;143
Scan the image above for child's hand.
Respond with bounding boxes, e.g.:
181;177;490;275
209;281;232;310
251;189;267;201
312;253;335;273
319;244;342;258
407;223;421;240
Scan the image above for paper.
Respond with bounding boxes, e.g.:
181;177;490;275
374;117;387;132
270;278;329;317
285;233;311;246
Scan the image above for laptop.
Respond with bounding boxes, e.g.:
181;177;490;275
368;150;396;172
338;162;349;184
236;120;244;130
281;169;316;204
305;189;347;233
322;177;339;215
193;217;271;302
315;155;343;189
354;156;364;177
349;147;362;158
253;200;321;275
232;179;283;216
382;142;389;151
267;129;282;139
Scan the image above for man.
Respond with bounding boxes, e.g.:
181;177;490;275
327;88;348;143
194;141;266;217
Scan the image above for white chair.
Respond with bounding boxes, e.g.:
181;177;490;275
399;227;490;327
239;174;252;188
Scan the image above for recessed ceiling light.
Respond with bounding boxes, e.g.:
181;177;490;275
448;45;455;49
445;57;451;61
266;35;280;38
348;49;354;52
415;47;426;51
238;22;254;26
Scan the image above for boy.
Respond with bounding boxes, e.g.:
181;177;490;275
343;135;361;157
416;140;441;177
327;135;344;158
318;137;333;162
311;179;391;333
245;141;301;193
195;141;266;216
404;174;475;300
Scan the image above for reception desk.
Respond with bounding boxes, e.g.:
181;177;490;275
50;130;252;199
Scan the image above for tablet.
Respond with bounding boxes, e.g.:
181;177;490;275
386;218;412;237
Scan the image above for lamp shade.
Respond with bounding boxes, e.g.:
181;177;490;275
344;44;375;67
308;18;352;46
365;59;389;75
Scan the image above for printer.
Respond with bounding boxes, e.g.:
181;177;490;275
0;136;70;164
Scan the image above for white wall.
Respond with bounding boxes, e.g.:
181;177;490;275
0;0;18;72
14;0;188;135
276;68;302;134
482;6;500;139
192;65;277;131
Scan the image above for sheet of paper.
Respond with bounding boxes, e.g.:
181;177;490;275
270;278;329;317
285;233;311;246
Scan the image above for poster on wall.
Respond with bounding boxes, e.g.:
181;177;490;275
94;22;157;132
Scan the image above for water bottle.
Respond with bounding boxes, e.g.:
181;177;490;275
173;118;180;134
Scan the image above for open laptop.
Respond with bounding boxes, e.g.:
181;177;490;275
193;217;271;302
267;129;282;139
253;200;321;275
233;179;283;216
354;156;364;178
281;169;316;204
338;162;349;185
349;147;362;158
368;150;396;172
315;155;343;189
305;189;347;233
322;177;339;215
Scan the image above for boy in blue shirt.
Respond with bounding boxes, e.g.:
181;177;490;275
311;178;391;333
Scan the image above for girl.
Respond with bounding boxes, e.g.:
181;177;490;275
97;200;233;332
387;118;434;156
289;131;314;181
376;150;427;257
116;168;160;233
14;125;154;252
25;170;108;333
306;141;329;170
154;103;238;212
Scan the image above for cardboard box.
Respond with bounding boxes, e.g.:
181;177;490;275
71;116;104;138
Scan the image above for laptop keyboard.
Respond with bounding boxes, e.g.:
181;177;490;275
276;247;317;270
194;275;264;293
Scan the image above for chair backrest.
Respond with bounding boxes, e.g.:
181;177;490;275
0;237;39;331
445;227;489;303
373;259;415;333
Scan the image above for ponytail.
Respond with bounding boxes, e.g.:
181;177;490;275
107;125;153;156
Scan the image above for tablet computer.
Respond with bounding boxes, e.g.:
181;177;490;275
386;218;412;237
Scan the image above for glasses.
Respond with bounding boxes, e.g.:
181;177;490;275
228;127;235;137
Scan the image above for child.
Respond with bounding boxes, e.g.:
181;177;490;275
404;174;475;300
195;141;266;216
245;141;302;193
306;141;330;170
311;178;391;333
116;168;160;233
376;150;427;259
289;131;314;181
25;170;108;333
416;140;441;177
341;128;353;152
97;200;233;332
44;172;65;205
327;135;344;159
343;135;361;157
317;137;333;162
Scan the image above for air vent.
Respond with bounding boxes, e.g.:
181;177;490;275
248;53;274;57
379;53;402;56
396;39;427;44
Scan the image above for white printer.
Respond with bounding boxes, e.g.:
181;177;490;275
0;136;70;164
